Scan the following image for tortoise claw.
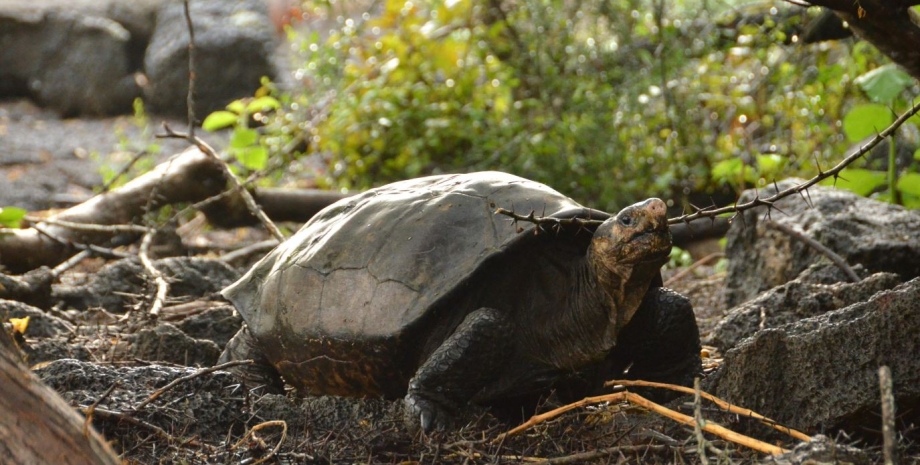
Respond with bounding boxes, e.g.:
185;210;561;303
405;393;452;433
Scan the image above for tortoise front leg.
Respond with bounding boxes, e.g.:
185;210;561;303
611;287;702;399
405;307;512;433
219;325;286;394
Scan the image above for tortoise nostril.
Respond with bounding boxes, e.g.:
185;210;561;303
646;198;666;216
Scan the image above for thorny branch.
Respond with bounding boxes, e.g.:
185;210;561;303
496;97;920;229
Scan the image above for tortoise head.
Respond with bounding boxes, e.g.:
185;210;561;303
588;198;671;331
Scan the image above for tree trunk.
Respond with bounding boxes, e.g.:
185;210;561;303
0;327;120;465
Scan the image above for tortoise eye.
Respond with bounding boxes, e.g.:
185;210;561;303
619;215;633;227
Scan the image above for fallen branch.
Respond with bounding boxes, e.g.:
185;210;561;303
0;147;227;273
605;379;811;442
498;390;790;456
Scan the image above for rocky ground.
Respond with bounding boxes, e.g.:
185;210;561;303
2;178;920;464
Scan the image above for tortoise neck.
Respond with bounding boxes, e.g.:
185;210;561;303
524;260;620;371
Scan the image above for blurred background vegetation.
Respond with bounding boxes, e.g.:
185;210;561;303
214;0;920;212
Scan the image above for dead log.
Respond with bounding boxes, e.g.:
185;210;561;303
0;326;120;464
201;186;352;228
0;147;229;273
0;146;350;273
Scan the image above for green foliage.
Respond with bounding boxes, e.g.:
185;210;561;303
843;104;893;142
832;63;919;204
203;92;281;172
666;246;693;269
854;64;914;103
0;207;27;228
248;0;914;210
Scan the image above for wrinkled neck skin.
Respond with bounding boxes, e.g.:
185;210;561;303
523;256;659;371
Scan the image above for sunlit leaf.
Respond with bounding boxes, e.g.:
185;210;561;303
233;146;268;170
226;100;247;114
202;111;239;131
821;168;887;196
897;172;920;198
9;316;29;335
230;128;259;149
842;104;893;142
246;96;281;113
711;158;743;183
854;64;913;103
0;207;27;228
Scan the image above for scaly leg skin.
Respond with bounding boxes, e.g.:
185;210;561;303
609;287;702;401
405;307;512;433
219;325;285;394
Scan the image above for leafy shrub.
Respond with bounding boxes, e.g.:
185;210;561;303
252;0;910;210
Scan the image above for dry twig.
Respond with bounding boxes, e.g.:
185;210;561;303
606;379;811;441
664;252;724;287
138;229;169;320
879;366;898;465
498;391;789;456
232;420;288;465
132;359;254;412
766;220;859;282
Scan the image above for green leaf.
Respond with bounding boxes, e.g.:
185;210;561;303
821;168;887;196
0;207;27;228
202;111;239;131
897;172;920;197
854;64;914;103
230;128;259;149
246;96;281;113
232;146;268;170
711;158;743;183
756;154;785;176
914;148;920;161
843;104;893;142
226;100;247;115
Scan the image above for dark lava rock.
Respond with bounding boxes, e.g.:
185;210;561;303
129;323;220;366
174;304;242;348
144;0;277;116
706;265;900;351
761;435;869;465
0;6;140;115
0;299;71;337
55;257;240;312
22;338;92;365
36;358;245;442
724;180;920;307
708;277;920;439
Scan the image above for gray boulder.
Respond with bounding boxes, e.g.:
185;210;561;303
707;265;900;350
724;180;920;307
708;277;920;437
144;0;277;116
0;7;141;115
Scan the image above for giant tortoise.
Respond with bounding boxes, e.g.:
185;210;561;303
220;171;701;431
